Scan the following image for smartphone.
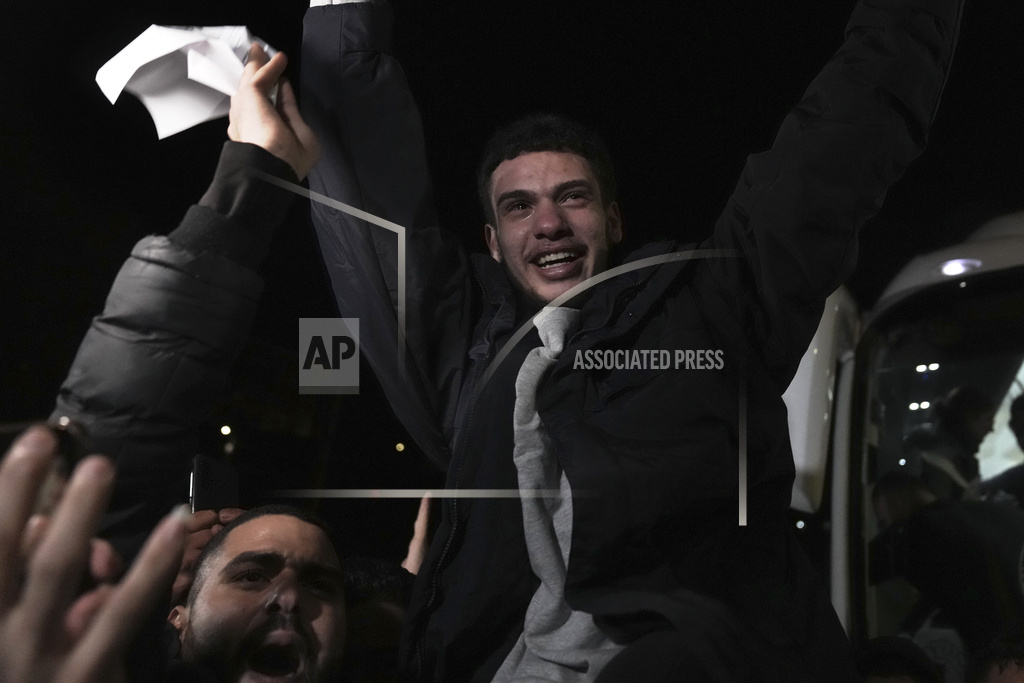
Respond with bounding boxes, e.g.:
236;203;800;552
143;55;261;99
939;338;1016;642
190;454;240;513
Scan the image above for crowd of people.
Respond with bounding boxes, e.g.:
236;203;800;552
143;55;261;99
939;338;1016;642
6;0;1023;681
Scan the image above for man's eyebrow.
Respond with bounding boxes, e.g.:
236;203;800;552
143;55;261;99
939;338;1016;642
220;551;284;575
551;179;595;196
494;188;534;207
220;551;343;584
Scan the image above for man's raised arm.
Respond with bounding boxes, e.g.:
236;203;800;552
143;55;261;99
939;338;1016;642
702;0;965;387
52;47;314;562
301;1;476;469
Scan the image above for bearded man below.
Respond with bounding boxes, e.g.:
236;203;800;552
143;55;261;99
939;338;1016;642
166;505;347;683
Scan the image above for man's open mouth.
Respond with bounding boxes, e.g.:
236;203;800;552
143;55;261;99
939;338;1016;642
247;641;304;681
530;249;587;284
534;250;582;269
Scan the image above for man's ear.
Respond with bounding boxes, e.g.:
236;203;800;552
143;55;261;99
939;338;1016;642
484;224;502;263
606;202;623;245
168;605;188;637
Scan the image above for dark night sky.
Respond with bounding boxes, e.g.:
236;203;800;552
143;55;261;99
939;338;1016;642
3;0;1023;557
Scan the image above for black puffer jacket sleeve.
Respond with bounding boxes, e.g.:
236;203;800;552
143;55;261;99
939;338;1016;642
51;142;298;562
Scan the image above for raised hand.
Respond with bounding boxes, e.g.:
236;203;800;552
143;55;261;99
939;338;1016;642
0;427;188;683
171;507;243;606
228;43;320;180
401;494;431;575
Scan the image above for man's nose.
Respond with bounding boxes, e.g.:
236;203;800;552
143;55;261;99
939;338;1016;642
266;577;301;614
533;201;570;239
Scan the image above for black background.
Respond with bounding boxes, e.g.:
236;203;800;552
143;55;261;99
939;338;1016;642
3;1;1023;561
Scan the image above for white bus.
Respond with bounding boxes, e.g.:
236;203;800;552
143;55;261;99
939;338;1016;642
784;211;1024;676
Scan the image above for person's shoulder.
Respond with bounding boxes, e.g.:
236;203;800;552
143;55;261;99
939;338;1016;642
619;240;682;264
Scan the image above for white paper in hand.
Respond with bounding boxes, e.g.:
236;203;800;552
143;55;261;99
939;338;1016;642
95;25;278;139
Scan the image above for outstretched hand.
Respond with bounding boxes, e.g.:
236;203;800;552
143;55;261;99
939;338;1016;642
171;507;243;606
228;43;320;180
0;427;188;683
401;494;431;575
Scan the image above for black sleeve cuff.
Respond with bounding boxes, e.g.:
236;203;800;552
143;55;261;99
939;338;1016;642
169;141;300;269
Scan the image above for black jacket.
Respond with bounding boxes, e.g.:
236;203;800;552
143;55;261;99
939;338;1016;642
51;142;298;564
51;142;299;682
300;1;964;680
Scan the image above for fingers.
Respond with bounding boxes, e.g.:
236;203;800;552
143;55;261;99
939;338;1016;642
253;53;289;92
21;513;49;559
243;43;288;96
276;76;300;119
185;509;218;534
219;508;244;525
171;505;241;605
186;527;216;553
88;539;123;584
241;42;271;82
185;508;241;534
0;427;59;608
171;526;214;606
64;507;188;681
24;516;123;587
171;574;194;608
20;455;115;632
413;495;431;536
64;584;115;643
277;79;320;161
401;495;431;575
230;44;282;143
228;47;317;179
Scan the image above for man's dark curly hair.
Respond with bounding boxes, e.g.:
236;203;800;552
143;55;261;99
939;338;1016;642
476;113;617;226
